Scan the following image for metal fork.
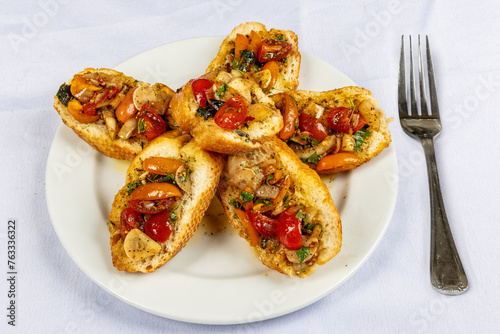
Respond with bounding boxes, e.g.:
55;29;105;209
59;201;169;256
398;35;468;294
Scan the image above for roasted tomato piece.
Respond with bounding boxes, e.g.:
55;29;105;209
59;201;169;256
327;107;366;134
277;210;302;250
190;78;213;108
120;207;145;240
142;157;184;175
129;182;182;201
144;210;173;243
299;113;328;141
128;198;173;214
257;39;292;62
278;93;299;140
246;209;278;238
214;95;247;129
135;103;167;140
115;88;138;123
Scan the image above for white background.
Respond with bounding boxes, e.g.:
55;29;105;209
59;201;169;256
1;0;499;333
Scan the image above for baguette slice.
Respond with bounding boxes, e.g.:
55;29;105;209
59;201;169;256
54;68;176;161
273;87;392;173
206;22;301;93
108;131;225;272
218;136;341;278
169;70;283;154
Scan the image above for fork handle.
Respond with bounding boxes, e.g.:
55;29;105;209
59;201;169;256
421;137;468;294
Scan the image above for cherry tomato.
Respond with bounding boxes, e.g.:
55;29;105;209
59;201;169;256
316;152;359;172
135;104;167;140
234;33;250;61
278;93;299;140
247;30;262;54
214;95;247;129
129;182;182;201
120;207;145;240
142;157;184;175
190;78;213;108
298;113;328;142
277;210;302;250
115;88;137;123
67;99;100;123
246;209;278;238
144;210;172;243
261;61;279;92
257;39;292;62
128;198;173;214
327;107;366;134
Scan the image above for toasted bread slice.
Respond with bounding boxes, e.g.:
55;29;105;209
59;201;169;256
169;70;283;154
108;131;225;272
218;136;341;278
54;68;176;161
272;87;392;173
206;22;301;94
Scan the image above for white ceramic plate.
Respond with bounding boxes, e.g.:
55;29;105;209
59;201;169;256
45;37;398;324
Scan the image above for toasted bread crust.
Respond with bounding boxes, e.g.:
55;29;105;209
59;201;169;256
108;131;225;272
206;22;301;93
53;68;176;161
218;136;342;278
288;87;392;173
169;73;283;155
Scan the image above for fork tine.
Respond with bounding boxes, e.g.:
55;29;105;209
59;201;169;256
426;36;440;117
409;36;418;116
418;35;429;115
398;35;408;118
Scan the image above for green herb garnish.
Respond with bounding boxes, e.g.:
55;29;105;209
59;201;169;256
354;129;372;153
137;118;146;134
239;190;254;205
216;83;229;98
296;247;310;264
300;152;320;166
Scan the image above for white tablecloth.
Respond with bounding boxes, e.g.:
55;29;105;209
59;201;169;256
1;0;499;332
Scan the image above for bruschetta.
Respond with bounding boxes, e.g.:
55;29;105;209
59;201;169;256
108;130;224;272
169;70;283;154
54;68;177;160
206;22;301;94
272;87;392;173
218;136;342;278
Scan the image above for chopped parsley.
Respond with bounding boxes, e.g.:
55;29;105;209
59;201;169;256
303;135;320;146
300;152;320;166
354;128;372;153
232;49;256;72
233;130;250;142
180;167;191;183
296;246;310;264
239;190;254;205
216;83;229;98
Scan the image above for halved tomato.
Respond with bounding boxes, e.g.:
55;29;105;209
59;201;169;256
246;209;278;238
278;93;299;140
277;209;302;250
299;113;328;141
190;78;213;108
120;207;145;240
142;157;184;175
135;104;167;140
257;39;292;62
128;198;173;214
214;95;247;129
144;210;172;243
129;182;182;202
327;107;366;134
